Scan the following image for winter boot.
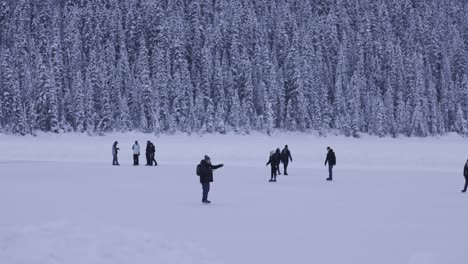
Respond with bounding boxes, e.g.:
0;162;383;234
326;178;332;181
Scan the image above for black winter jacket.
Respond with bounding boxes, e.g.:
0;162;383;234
325;150;336;166
464;164;468;178
198;160;223;183
146;143;151;154
267;152;281;167
112;144;119;155
281;148;292;163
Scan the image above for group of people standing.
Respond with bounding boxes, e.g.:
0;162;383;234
266;145;293;182
111;141;158;166
265;145;336;182
113;139;468;204
197;145;336;204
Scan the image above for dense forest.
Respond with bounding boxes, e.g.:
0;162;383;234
0;0;467;136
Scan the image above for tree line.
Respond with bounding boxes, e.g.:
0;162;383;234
0;0;467;137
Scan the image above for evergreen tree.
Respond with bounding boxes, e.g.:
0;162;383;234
409;53;429;137
136;35;157;133
454;104;468;136
73;70;85;133
34;53;59;133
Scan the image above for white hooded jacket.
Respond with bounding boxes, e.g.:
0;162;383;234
132;143;140;155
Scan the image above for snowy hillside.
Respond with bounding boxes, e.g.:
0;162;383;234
0;133;467;264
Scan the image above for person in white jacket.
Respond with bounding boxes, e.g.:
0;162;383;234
132;141;140;166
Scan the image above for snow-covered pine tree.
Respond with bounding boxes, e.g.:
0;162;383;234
284;30;307;131
34;53;60;133
454;104;468;136
50;10;67;131
260;80;274;135
73;70;85;133
332;44;349;135
409;53;429;137
202;99;215;133
213;51;226;134
136;35;157;133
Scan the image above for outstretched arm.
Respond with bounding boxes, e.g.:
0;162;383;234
289;152;293;162
212;164;224;170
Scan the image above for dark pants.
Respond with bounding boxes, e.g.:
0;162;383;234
201;182;210;201
283;161;289;174
270;165;277;180
463;177;468;192
328;164;334;179
151;153;158;165
276;163;281;174
146;153;151;165
112;154;119;165
133;154;139;165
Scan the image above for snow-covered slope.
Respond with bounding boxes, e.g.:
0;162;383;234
0;133;467;264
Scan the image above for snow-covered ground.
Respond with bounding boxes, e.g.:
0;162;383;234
0;133;467;264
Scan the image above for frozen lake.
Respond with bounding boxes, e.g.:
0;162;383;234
0;133;467;264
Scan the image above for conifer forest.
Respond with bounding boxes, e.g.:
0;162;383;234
0;0;467;137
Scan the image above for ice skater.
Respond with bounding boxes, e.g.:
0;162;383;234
463;159;468;193
112;141;120;166
267;149;281;182
324;146;336;181
196;155;223;204
281;145;293;175
132;141;140;166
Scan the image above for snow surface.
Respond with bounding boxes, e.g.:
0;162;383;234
0;133;467;264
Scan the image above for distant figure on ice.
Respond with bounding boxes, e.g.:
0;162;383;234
150;141;158;166
281;145;293;175
132;141;140;166
112;141;120;166
462;159;468;193
196;155;224;204
145;141;152;165
324;147;336;181
145;141;157;166
266;149;281;182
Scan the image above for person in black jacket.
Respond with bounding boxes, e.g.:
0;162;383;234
112;141;120;166
324;146;336;181
150;142;158;166
266;148;281;182
198;155;223;204
281;145;293;175
145;141;152;166
463;159;468;193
